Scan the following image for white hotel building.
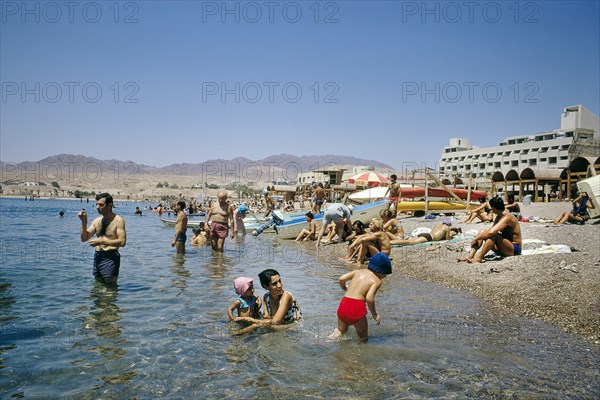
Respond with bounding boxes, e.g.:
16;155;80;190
438;105;600;200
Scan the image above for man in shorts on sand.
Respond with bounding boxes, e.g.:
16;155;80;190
384;174;401;217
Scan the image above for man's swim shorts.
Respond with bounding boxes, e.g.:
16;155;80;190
93;250;120;278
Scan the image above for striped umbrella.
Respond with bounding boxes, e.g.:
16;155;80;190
347;172;390;187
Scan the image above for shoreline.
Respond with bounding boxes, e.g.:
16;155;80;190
3;196;598;343
385;202;600;344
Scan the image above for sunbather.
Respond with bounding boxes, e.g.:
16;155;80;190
393;220;460;246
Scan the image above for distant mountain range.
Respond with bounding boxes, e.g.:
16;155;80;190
1;154;394;182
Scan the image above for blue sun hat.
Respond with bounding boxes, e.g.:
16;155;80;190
238;204;249;215
367;253;392;275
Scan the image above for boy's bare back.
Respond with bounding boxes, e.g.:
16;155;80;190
341;269;382;301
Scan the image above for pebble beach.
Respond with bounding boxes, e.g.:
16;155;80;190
386;201;600;344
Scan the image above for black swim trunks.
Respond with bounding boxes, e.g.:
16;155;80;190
93;250;120;278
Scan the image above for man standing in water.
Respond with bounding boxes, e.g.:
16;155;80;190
78;193;127;285
205;191;234;252
172;200;188;254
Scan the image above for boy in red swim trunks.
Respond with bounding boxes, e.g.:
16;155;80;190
329;253;392;342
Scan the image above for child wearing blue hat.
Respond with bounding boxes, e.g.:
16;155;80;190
329;253;392;342
232;204;250;239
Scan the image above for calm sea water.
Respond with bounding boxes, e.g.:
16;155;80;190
0;197;598;399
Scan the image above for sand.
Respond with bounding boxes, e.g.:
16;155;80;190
381;201;600;344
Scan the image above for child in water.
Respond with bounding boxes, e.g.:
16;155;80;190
330;252;392;342
227;277;262;320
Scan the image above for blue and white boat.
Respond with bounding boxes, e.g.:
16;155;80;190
273;200;390;240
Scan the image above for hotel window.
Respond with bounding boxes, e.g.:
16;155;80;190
540;158;547;162
560;145;570;151
504;151;511;156
494;162;501;168
549;157;557;164
540;147;548;153
551;146;559;150
511;160;518;167
529;159;537;166
503;161;509;165
560;155;568;160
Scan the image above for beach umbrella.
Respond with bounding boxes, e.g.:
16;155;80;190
347;172;390;187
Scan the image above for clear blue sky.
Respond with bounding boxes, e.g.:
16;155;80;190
1;0;599;170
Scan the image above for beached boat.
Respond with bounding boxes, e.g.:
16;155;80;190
273;200;389;240
349;186;488;203
396;200;480;212
398;187;487;200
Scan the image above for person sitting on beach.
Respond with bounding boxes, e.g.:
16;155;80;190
171;200;188;255
505;194;521;220
384;174;401;217
463;197;522;263
347;218;391;264
316;203;353;247
227;277;262;321
463;196;492;224
205;191;234;252
345;220;366;244
233;269;302;335
554;192;595;225
191;222;208;246
231;204;249;239
329;253;392;342
379;209;405;242
295;212;317;241
393;219;461;246
339;221;368;261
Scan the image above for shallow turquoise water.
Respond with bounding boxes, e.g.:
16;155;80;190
0;198;598;399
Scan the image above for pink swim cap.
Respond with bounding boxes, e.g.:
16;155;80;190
234;277;253;295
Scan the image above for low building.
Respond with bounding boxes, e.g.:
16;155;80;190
438;105;600;200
